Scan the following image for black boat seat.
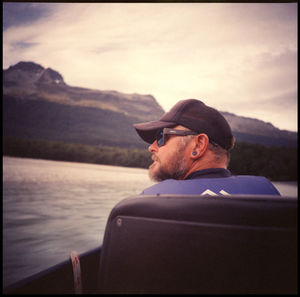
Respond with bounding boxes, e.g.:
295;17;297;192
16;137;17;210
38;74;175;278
97;195;297;294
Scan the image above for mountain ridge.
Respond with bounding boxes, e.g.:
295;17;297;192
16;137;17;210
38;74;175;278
3;61;163;122
3;61;297;148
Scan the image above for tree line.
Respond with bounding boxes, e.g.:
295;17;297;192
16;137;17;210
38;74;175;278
3;137;297;181
228;141;297;181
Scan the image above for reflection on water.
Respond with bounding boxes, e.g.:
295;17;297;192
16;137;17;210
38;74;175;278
3;157;154;287
3;156;297;288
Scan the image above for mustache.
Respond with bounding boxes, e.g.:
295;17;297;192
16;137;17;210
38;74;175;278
152;155;159;162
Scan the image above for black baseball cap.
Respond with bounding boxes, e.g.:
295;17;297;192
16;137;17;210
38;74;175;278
133;99;234;150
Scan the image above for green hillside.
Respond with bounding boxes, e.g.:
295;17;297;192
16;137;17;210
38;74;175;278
3;95;148;149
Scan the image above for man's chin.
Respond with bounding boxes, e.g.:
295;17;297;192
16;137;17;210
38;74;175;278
149;165;169;182
148;163;161;182
148;157;188;182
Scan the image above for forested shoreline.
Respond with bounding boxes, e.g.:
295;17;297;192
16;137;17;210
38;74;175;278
228;142;297;181
3;137;297;181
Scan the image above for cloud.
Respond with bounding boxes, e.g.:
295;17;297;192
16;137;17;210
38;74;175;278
3;2;60;31
2;3;298;131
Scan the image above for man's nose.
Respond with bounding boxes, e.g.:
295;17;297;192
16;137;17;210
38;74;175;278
148;141;158;153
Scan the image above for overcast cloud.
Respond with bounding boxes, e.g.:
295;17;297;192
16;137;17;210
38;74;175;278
3;2;298;131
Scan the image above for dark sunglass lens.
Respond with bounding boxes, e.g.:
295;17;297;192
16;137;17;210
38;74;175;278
156;131;164;147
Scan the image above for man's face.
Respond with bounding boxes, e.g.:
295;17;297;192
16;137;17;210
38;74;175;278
148;126;191;182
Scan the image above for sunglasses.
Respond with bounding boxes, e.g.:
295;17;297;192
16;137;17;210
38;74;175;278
155;128;198;147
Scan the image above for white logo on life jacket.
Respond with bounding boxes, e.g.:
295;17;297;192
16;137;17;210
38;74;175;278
200;189;230;196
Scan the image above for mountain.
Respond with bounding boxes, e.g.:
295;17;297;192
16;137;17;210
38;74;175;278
3;61;297;148
3;61;164;149
222;112;297;147
3;61;163;121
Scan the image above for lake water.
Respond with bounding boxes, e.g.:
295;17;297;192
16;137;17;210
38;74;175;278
2;156;297;288
3;156;154;288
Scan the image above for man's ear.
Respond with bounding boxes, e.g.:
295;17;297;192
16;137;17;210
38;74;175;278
190;133;210;159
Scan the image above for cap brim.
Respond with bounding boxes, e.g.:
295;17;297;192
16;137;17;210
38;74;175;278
133;120;176;144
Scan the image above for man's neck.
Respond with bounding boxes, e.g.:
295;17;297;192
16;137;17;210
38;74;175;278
181;152;227;180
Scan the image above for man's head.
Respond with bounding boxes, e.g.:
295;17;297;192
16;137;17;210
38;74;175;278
134;99;235;181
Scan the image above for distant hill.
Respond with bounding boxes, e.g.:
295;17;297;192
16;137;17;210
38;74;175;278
3;61;164;149
3;61;297;148
222;112;297;147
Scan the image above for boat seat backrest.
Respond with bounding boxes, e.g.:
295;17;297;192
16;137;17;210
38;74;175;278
97;195;297;294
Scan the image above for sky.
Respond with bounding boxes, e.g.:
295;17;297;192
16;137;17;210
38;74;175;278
3;2;298;132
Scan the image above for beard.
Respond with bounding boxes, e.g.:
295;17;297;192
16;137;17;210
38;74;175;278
149;151;188;182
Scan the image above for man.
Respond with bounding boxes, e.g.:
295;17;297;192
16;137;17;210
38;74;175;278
133;99;280;196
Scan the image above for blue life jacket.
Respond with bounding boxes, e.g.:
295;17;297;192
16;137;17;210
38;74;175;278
141;175;281;196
